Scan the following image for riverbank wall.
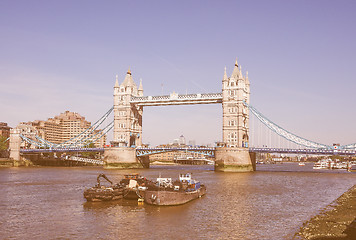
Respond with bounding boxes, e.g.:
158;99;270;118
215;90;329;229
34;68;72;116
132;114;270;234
0;158;33;167
0;157;98;167
294;184;356;239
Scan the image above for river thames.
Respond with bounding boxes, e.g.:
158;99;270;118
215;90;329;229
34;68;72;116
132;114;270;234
0;163;355;239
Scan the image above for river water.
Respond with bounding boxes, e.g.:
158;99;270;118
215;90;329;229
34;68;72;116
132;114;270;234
0;163;355;240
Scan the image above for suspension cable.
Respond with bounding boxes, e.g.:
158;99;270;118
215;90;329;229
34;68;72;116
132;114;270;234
55;107;113;148
244;102;331;149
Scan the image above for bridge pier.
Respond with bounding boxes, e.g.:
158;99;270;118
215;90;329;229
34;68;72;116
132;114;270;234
9;129;21;161
103;147;147;169
215;147;255;172
137;156;150;168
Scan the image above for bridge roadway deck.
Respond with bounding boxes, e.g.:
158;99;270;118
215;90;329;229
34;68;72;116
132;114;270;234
20;147;356;155
249;147;356;155
20;148;105;153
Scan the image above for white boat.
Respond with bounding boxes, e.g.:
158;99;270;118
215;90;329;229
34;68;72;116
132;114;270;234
298;162;305;166
174;156;214;165
332;162;348;169
313;159;332;169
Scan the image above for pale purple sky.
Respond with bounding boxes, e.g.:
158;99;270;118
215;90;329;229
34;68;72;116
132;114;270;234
1;0;355;146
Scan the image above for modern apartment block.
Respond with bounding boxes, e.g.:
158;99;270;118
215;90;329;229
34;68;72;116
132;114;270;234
23;111;106;147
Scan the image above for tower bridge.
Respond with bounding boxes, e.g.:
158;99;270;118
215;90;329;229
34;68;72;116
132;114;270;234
104;60;252;171
9;59;356;170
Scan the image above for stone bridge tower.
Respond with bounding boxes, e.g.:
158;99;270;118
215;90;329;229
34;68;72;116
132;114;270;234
105;69;146;169
215;60;254;172
222;59;250;148
113;69;143;147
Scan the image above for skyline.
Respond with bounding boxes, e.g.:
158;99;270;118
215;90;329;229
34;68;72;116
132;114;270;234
1;0;355;146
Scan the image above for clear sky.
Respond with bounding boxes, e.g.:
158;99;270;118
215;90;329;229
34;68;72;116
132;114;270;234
1;0;355;146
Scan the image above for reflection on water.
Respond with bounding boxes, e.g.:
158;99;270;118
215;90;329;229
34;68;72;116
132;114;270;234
0;164;355;239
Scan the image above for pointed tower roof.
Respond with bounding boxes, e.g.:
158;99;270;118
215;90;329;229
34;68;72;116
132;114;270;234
231;58;240;79
246;71;250;85
139;78;143;90
115;74;119;87
223;66;228;81
122;67;137;88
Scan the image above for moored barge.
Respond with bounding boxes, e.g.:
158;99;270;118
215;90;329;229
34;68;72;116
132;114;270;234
83;174;124;202
144;173;206;206
121;173;148;200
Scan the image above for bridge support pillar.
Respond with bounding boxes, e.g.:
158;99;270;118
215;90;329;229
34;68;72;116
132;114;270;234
215;147;254;172
137;156;150;168
103;147;145;169
9;129;21;161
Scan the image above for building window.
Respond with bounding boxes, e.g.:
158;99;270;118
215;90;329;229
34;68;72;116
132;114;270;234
228;132;237;144
118;111;126;116
229;107;237;113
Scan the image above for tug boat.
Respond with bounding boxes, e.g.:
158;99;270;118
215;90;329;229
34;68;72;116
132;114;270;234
83;174;124;202
144;173;206;206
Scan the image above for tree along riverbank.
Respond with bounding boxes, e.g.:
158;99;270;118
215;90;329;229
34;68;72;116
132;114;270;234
294;184;356;239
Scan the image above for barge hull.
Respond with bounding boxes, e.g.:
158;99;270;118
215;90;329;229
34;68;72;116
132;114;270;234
84;188;123;202
144;186;206;206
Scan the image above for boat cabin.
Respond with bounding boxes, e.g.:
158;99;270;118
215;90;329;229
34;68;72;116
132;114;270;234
179;173;192;182
156;178;173;188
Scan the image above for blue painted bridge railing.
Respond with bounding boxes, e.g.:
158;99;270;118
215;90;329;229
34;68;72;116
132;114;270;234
20;146;356;156
249;147;356;155
20;148;105;153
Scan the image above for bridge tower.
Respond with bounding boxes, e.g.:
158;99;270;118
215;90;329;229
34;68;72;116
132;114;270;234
215;60;254;172
222;59;250;147
104;69;147;169
113;69;143;147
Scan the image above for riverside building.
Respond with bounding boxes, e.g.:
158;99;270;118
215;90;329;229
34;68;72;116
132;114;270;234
21;111;106;147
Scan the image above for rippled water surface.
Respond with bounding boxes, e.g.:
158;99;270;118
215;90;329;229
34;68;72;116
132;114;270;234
0;163;355;239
